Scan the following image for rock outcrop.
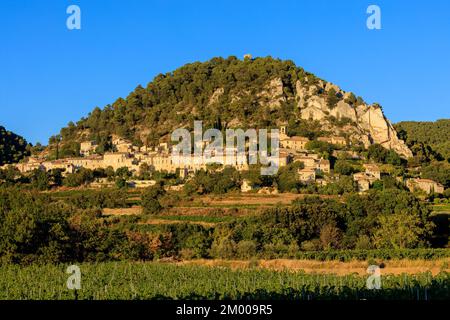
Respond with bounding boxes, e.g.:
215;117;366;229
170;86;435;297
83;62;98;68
257;78;286;109
206;76;412;158
208;87;224;105
253;78;411;158
293;80;412;158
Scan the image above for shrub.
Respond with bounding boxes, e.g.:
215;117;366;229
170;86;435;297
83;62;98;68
300;239;321;251
141;184;166;214
327;88;340;108
355;235;373;250
319;224;343;250
334;160;355;175
236;240;257;259
63;168;94;187
209;238;236;259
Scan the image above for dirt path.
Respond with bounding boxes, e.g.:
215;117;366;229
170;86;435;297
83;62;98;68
103;206;142;216
202;193;338;206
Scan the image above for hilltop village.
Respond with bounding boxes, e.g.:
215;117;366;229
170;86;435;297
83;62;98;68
0;56;449;274
2;126;445;195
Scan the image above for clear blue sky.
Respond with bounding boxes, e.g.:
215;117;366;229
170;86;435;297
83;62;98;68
1;0;449;144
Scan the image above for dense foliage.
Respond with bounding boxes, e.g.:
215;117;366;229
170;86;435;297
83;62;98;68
209;191;435;259
0;126;30;166
367;144;403;166
1;185;445;265
396;119;450;161
421;162;450;188
141;184;166;214
0;188;143;264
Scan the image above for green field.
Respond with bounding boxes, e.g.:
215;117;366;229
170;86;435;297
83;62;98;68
0;262;448;300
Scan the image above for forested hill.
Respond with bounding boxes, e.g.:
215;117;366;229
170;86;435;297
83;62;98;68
395;119;450;161
50;56;412;158
0;126;30;166
54;56;310;152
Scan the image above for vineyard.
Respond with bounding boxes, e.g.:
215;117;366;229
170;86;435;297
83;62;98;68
0;262;448;300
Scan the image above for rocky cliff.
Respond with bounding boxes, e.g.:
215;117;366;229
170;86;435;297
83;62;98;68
293;79;413;158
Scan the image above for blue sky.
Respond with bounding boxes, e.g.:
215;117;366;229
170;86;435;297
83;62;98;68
0;0;449;144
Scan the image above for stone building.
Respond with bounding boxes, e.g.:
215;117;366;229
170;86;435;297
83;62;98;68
363;164;381;179
80;141;97;156
278;151;292;167
353;172;379;192
298;168;316;184
317;159;331;173
293;154;329;174
42;160;76;175
318;136;347;146
353;163;383;192
406;178;445;194
280;136;310;151
293;155;316;168
112;137;133;153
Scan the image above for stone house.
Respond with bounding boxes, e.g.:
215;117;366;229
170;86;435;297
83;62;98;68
293;156;316;168
293;154;329;174
80;141;97;156
42;160;76;175
298;168;316;184
281;136;310;151
353;172;379;192
363;164;381;179
406;178;445;194
112;137;133;153
102;152;135;170
317;159;331;173
278;151;292;167
355;177;370;192
318;136;347;146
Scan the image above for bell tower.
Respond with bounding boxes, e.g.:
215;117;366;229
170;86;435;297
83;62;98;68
279;125;287;139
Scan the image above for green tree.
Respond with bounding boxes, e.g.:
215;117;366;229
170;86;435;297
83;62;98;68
0;126;30;165
326;88;339;108
63;168;94;187
29;169;50;190
373;213;426;249
276;162;304;192
305;140;334;159
421;162;450;188
319;224;342;250
115;177;127;189
115;167;132;180
141;184;166;214
333;160;355;175
344;92;357;105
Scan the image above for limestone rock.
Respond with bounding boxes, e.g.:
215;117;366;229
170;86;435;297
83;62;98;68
208;87;224;105
325;82;341;93
258;78;286;109
294;80;413;158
